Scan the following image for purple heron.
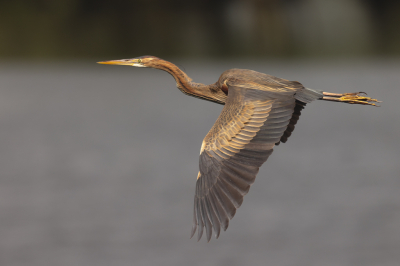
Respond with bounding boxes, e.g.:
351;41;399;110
98;56;380;242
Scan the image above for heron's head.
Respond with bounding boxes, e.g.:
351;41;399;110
97;55;161;68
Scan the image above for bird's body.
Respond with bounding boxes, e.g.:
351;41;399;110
98;56;380;242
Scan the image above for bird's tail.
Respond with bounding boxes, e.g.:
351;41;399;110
294;87;323;103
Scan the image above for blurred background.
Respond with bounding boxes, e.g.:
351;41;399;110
1;0;400;59
0;0;399;266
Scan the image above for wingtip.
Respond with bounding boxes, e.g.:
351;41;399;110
190;224;197;239
222;219;229;231
206;229;212;242
197;226;204;241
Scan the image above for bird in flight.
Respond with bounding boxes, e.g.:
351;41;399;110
98;56;380;242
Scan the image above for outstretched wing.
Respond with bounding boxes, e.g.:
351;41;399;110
191;85;297;241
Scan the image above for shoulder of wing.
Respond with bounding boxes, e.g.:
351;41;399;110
218;69;303;97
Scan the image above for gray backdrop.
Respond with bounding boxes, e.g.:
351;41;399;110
0;59;399;266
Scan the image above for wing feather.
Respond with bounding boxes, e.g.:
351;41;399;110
192;85;298;241
204;196;221;238
209;191;230;231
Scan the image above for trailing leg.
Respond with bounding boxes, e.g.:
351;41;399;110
322;92;381;106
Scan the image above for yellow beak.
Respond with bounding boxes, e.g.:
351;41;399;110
97;59;137;66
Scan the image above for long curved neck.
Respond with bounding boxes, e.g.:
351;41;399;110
150;59;227;105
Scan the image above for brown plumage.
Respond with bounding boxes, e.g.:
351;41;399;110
98;56;380;242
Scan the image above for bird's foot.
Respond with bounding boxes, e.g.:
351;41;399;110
322;92;381;106
339;92;381;106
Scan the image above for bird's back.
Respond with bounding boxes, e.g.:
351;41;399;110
219;69;323;103
218;69;304;99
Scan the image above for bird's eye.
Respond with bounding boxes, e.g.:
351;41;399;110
137;59;142;63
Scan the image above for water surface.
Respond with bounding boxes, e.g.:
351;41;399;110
0;59;399;266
